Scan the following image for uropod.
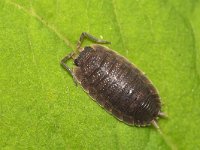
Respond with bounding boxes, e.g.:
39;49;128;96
61;32;166;128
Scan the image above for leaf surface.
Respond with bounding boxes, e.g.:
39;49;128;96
0;0;200;149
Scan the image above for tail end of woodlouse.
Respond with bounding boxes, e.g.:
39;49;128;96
151;120;159;129
158;112;168;118
151;112;168;129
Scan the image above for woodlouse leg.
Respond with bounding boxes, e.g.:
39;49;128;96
151;120;159;129
77;32;111;50
60;52;78;86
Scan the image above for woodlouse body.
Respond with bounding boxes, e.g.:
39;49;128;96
61;32;164;128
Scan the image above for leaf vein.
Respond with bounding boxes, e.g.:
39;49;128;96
7;0;74;50
111;0;128;55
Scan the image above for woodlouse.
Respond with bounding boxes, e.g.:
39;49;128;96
61;32;166;128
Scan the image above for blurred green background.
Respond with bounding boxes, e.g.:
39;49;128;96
0;0;200;149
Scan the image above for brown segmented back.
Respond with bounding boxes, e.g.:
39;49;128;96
73;44;161;126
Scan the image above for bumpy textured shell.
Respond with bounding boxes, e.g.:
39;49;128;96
74;44;161;126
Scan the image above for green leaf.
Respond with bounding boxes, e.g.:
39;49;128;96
1;0;200;149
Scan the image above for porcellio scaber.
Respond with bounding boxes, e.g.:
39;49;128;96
61;32;165;128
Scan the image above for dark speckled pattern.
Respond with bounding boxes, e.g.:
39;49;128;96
74;44;161;126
